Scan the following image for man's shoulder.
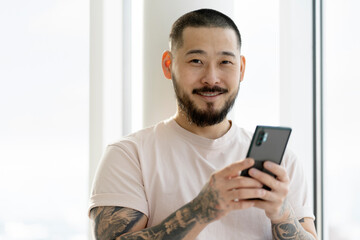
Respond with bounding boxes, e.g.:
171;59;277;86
102;119;175;163
109;119;173;147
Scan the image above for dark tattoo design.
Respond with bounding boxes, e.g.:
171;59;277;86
272;207;316;240
113;175;225;239
120;206;197;240
190;175;225;223
90;184;316;239
90;206;146;239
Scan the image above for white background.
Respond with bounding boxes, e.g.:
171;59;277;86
323;0;360;239
0;0;89;239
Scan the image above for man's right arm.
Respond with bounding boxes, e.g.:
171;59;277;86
90;195;215;240
90;206;148;239
90;158;262;240
90;184;220;240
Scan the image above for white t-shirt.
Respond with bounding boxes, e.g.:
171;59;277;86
89;118;315;240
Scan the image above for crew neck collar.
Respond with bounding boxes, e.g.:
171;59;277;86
165;117;237;149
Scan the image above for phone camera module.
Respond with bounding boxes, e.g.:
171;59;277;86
256;131;265;146
255;131;269;146
263;132;268;142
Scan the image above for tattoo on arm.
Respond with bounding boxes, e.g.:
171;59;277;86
90;206;146;240
272;208;316;240
119;205;197;240
118;178;225;239
190;176;225;223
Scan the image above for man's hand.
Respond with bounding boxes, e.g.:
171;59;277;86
248;161;290;222
248;161;318;239
190;158;265;224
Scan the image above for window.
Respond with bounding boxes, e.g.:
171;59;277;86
0;1;89;239
323;0;360;239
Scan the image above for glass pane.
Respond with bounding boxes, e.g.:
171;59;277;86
323;1;360;239
0;0;89;239
233;0;280;130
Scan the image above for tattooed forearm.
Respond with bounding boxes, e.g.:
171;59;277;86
118;179;224;239
92;177;224;240
90;206;146;240
271;209;316;240
119;204;197;240
118;197;213;240
190;176;225;223
272;218;316;240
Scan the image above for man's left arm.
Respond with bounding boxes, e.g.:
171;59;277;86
270;200;317;239
248;161;318;240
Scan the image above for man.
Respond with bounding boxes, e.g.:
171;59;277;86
89;9;318;240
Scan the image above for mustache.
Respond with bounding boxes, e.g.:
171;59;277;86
192;86;228;94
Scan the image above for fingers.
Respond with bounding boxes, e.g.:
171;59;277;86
204;159;290;216
219;158;255;178
227;176;263;190
217;160;291;222
227;188;266;202
263;161;289;182
248;162;289;191
247;161;290;221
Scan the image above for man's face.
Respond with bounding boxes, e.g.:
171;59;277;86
170;27;244;127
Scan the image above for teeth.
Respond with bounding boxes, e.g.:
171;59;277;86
199;92;220;97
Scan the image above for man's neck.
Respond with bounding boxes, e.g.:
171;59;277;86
173;111;232;139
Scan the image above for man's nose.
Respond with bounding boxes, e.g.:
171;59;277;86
201;64;220;86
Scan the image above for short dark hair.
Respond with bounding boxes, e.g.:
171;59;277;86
169;8;242;51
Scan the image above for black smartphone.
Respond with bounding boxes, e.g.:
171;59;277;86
240;125;292;190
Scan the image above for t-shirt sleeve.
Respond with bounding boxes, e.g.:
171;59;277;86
88;142;149;217
284;150;315;220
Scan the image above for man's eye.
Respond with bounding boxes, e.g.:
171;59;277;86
221;60;232;64
190;59;202;64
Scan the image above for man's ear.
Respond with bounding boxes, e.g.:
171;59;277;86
240;55;246;83
162;51;172;79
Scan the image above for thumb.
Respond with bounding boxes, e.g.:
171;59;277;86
219;158;255;178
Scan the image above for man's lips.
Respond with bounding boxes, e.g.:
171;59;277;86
192;87;228;97
197;92;223;97
193;88;228;102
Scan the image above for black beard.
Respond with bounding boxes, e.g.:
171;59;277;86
172;74;239;127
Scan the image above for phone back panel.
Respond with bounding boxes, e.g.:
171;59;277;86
241;126;292;179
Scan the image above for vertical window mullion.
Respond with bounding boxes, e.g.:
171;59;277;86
313;0;324;238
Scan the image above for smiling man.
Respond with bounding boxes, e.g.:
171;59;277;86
166;26;243;135
89;9;318;240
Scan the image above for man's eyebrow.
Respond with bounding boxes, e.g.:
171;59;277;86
221;51;236;57
185;49;206;55
185;49;236;58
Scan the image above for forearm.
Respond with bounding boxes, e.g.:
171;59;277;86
272;218;316;240
117;199;209;240
271;203;317;240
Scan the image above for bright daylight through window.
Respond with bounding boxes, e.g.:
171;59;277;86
0;0;89;239
323;0;360;239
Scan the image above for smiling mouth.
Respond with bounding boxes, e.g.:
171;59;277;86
197;92;223;97
193;87;228;98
